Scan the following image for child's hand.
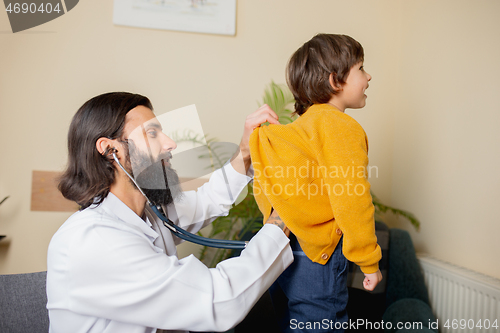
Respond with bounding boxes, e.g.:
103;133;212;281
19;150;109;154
363;270;382;291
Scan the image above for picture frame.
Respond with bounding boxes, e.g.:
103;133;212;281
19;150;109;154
113;0;237;36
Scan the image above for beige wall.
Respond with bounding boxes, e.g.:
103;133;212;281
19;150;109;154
389;0;500;279
0;0;498;279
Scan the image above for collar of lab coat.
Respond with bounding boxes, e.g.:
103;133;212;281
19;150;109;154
99;192;159;243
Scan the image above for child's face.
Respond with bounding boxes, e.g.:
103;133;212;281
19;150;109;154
331;62;372;111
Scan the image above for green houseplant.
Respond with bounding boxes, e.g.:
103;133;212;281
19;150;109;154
177;82;419;267
198;82;299;267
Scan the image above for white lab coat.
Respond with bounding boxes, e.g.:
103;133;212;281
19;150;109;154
46;163;293;333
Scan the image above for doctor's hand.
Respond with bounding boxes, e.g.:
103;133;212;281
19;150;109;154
231;104;279;175
264;209;290;237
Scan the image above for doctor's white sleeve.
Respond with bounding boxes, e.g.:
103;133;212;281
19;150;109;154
165;161;253;239
61;223;292;332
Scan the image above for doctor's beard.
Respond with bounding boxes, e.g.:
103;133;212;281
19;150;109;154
124;141;184;206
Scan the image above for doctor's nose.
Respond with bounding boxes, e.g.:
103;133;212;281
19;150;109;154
160;133;177;152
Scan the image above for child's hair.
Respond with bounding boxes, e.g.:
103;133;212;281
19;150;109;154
286;34;364;116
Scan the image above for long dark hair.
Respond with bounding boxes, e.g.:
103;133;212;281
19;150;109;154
58;92;153;210
286;34;364;116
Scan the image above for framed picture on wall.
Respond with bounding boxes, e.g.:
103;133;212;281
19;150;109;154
113;0;237;36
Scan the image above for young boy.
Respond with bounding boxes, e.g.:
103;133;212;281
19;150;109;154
249;34;382;332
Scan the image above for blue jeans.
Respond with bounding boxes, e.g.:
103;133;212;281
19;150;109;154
269;235;348;332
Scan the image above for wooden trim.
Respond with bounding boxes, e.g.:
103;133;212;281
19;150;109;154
31;171;79;212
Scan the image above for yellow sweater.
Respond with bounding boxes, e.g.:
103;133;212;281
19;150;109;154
249;104;381;273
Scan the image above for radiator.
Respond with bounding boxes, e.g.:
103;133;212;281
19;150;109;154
418;254;500;333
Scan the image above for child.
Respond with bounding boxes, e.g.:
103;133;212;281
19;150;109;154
249;34;382;332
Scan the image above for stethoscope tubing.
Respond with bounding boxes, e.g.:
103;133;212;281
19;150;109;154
112;151;247;250
149;204;247;250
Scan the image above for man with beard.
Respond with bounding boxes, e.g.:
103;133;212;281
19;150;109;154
47;92;292;333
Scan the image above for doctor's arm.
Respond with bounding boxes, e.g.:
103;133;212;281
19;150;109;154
67;218;292;332
165;105;279;236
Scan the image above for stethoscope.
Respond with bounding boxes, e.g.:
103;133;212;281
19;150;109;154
112;151;247;250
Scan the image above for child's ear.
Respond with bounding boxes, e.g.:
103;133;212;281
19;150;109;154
329;73;343;92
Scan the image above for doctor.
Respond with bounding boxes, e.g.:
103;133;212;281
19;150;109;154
47;92;292;333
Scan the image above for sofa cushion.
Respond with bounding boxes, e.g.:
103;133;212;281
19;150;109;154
385;229;430;307
382;298;437;333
